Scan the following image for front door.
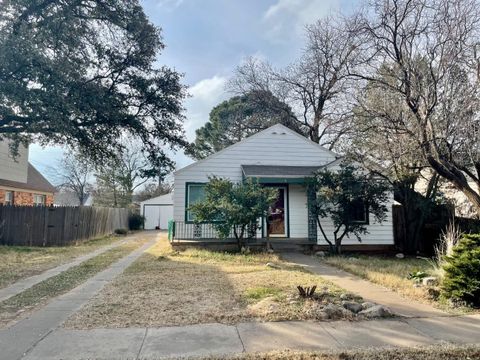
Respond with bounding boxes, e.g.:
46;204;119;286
267;187;287;237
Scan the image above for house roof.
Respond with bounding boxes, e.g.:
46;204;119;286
241;165;322;178
174;123;341;175
0;163;56;193
140;192;173;205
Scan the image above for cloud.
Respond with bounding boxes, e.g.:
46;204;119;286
154;0;185;10
263;0;340;41
184;75;228;140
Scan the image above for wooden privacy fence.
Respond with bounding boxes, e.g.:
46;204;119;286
0;205;130;246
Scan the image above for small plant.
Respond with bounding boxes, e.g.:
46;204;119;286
407;271;428;283
441;234;480;307
431;222;462;280
114;228;128;235
128;213;145;230
297;285;317;298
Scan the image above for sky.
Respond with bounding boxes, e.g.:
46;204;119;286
29;0;359;180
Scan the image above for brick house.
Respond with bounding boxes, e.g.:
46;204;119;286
0;141;55;206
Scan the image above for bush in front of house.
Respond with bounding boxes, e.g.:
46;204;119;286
114;228;128;235
441;234;480;307
128;213;145;230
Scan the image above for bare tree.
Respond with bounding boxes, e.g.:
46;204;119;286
352;0;480;216
93;140;169;207
230;15;360;149
53;151;93;205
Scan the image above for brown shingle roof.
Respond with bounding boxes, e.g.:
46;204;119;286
0;163;55;193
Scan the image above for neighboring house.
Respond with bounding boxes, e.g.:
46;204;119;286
140;193;173;230
54;190;92;206
172;124;394;250
0;141;55;206
416;170;479;218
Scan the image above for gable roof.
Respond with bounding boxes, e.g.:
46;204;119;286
0;163;56;193
175;123;340;175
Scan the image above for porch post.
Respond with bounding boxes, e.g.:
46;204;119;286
307;184;317;243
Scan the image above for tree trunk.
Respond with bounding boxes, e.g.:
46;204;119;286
427;156;480;216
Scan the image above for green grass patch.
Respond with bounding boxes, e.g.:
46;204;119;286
0;240;142;327
172;248;279;265
244;286;283;300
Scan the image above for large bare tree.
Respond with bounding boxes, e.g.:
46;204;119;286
230;16;360;148
352;0;480;216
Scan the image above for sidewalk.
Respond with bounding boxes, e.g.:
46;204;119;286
0;232;159;360
282;253;447;318
16;315;480;359
0;233;140;303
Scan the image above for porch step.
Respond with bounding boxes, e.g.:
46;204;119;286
269;242;312;253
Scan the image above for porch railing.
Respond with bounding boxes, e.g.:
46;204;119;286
168;221;257;242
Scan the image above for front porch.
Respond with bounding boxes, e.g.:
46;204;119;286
168;221;315;245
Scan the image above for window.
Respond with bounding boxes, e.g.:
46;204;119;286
4;191;13;205
33;194;46;206
185;183;206;222
349;199;369;224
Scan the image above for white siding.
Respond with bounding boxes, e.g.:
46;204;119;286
173;124;394;245
289;185;394;244
315;194;395;245
0;141;28;183
174;125;336;222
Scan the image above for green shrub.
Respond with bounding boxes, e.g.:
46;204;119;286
114;228;128;235
441;234;480;306
128;213;145;230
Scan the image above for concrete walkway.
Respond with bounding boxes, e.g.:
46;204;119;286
13;315;480;359
282;253;447;318
0;233;142;303
0;231;160;360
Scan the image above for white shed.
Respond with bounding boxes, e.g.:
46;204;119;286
140;193;174;230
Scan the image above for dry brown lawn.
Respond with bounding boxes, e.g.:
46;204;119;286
65;236;348;329
323;255;432;303
0;234;126;289
199;344;480;360
0;238;148;329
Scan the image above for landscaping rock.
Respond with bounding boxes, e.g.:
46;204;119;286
315;251;326;257
413;283;422;288
342;301;363;314
339;293;354;300
361;301;377;310
322;304;351;319
395;253;405;259
358;305;394;318
422;276;438;287
265;262;280;269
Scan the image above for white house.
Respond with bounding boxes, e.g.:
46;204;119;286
141;193;174;230
172;124;394;250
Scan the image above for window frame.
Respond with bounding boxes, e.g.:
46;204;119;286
4;191;14;205
33;194;46;206
184;182;207;223
349;199;369;225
